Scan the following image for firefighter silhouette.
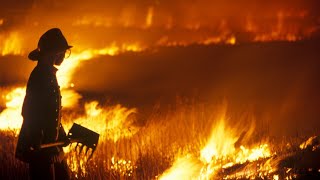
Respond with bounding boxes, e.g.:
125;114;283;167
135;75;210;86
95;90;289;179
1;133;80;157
15;28;72;180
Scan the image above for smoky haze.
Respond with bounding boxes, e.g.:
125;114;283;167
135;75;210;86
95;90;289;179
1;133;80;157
70;41;320;137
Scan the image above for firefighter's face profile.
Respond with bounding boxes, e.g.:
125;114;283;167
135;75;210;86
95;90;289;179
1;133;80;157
54;49;71;66
54;51;65;66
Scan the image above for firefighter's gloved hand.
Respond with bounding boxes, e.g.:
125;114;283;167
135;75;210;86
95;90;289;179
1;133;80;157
58;123;70;147
62;137;71;147
30;143;41;151
29;130;43;151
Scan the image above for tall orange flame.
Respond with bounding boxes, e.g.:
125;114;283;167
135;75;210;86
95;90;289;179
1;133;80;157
0;32;24;56
145;6;154;28
160;105;273;179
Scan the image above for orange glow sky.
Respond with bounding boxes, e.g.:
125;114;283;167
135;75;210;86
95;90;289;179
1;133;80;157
0;0;319;52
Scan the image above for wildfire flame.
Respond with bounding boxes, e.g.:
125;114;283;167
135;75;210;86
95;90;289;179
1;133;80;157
160;109;273;179
0;42;144;134
1;8;318;57
0;41;143;176
0;31;24;56
64;101;138;142
145;6;154;28
0;87;25;132
0;4;319;178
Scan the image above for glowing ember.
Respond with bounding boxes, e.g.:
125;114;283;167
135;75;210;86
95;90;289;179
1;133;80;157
111;156;135;177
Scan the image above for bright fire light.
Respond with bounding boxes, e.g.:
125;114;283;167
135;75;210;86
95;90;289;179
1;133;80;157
0;31;24;56
0;87;25;133
160;113;273;180
0;5;318;178
0;42;144;134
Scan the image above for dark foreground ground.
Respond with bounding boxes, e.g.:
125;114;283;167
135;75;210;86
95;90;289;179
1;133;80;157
1;130;320;180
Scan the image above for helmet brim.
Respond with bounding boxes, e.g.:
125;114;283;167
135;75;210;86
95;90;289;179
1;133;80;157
28;45;73;61
28;49;40;61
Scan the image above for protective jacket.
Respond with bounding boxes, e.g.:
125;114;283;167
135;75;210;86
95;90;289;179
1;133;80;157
16;63;67;163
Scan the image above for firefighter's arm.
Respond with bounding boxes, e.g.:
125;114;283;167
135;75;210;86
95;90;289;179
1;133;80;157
25;71;51;150
58;123;70;147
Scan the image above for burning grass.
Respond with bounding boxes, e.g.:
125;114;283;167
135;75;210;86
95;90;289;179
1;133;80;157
1;94;319;179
